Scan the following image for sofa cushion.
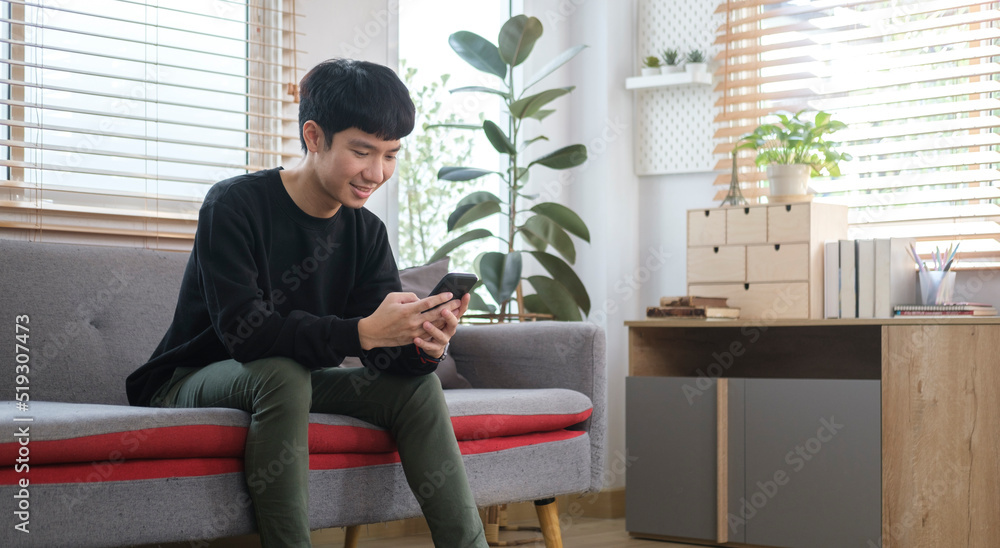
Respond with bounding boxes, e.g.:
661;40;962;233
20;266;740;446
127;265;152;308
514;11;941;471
0;430;588;485
0;389;591;471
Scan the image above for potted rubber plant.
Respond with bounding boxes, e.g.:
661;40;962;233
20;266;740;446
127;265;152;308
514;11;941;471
430;14;591;321
734;110;852;200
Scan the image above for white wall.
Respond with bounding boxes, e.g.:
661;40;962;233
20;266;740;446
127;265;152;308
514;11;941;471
521;0;642;489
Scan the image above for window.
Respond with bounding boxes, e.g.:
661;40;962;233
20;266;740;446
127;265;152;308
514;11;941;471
716;0;1000;268
397;0;511;270
0;0;299;250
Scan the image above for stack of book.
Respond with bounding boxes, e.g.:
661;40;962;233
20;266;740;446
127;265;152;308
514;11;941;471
894;303;998;316
824;237;917;319
646;296;741;319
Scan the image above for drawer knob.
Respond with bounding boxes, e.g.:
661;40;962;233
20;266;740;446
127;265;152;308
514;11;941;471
744;207;750;215
744;283;750;290
775;244;781;251
714;246;720;254
785;204;792;212
704;210;710;217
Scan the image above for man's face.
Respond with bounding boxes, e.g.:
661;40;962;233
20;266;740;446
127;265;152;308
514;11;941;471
309;126;400;210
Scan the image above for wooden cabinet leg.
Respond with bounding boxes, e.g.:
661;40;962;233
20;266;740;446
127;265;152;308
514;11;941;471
344;524;360;548
534;498;563;548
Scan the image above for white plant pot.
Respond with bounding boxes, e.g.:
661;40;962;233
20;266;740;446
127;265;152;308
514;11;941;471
685;62;707;73
664;65;683;73
767;164;812;200
641;67;661;76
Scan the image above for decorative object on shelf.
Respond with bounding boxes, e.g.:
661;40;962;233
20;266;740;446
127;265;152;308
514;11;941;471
661;48;682;73
719;150;748;206
909;242;960;305
641;55;662;76
684;49;707;73
433;14;592;322
734;110;852;202
686;202;849;319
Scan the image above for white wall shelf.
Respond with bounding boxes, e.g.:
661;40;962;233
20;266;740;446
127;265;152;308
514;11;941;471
625;71;712;90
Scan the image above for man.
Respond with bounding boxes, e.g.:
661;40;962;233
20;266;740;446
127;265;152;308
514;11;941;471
126;59;488;548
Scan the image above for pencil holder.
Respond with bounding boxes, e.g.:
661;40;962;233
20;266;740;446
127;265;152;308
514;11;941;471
918;270;956;305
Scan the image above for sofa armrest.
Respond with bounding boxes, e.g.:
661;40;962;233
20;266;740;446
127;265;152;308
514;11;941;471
451;322;607;493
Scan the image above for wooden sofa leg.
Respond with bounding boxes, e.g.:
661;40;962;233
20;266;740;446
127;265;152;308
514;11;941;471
485;505;500;544
534;498;563;548
344;524;361;548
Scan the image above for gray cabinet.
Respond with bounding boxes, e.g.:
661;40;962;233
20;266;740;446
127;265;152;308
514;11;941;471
625;377;717;541
627;377;881;547
738;379;881;548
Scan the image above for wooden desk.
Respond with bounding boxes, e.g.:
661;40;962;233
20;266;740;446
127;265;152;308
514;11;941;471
626;318;1000;548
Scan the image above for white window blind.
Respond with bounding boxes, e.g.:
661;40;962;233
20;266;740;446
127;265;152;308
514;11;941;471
715;0;1000;268
0;0;302;250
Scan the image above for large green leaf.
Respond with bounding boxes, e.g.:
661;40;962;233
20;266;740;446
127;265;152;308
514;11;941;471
498;15;543;67
520;215;576;264
522;294;553;316
528;144;588;170
472;252;487;278
509;87;574;119
480;251;522;306
448;31;506;79
529;251;590;315
468;289;496;313
526;276;583;321
483;120;516;155
438;166;498;181
430;228;493;263
524;45;588;91
448;201;501;231
531;202;590;242
449;86;510;99
520;229;546;251
456;190;503;208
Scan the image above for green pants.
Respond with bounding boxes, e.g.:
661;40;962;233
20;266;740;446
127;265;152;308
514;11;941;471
158;357;487;548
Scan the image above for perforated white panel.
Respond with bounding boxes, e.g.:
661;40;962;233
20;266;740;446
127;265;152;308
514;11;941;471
635;0;722;175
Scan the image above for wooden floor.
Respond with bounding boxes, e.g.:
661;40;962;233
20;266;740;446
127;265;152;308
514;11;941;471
141;517;703;548
331;517;703;548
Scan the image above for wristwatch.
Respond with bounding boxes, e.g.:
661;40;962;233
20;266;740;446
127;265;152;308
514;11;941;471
418;343;448;364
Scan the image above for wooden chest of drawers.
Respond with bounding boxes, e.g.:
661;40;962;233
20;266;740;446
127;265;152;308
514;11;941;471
686;202;848;319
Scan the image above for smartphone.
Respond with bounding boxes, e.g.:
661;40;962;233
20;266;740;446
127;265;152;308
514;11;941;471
423;272;478;313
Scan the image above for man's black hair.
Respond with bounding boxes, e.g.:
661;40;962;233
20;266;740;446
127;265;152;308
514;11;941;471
298;58;415;151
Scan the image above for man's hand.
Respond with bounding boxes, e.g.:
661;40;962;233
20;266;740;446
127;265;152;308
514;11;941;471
357;292;466;352
413;292;470;359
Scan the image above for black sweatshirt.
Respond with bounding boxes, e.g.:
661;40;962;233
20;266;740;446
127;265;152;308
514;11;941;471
126;168;435;406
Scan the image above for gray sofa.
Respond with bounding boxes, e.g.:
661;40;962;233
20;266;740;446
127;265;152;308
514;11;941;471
0;239;606;547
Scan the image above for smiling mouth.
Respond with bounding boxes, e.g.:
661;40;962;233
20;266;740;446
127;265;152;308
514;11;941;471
350;183;376;192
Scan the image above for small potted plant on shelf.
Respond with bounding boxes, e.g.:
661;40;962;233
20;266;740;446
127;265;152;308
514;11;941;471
661;48;681;73
734;110;852;202
641;55;661;76
685;50;706;73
